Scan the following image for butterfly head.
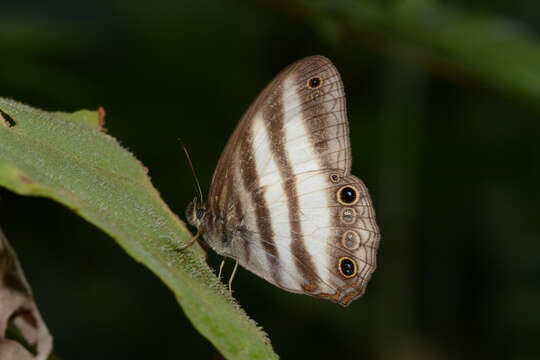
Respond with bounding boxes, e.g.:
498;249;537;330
185;197;207;229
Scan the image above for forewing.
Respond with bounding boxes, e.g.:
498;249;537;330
209;56;350;204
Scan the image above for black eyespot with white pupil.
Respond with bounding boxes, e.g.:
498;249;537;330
307;76;322;89
339;186;357;204
339;257;357;278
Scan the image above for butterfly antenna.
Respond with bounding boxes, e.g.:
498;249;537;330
179;138;204;202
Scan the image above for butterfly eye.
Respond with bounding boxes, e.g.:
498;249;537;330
338;257;357;278
196;209;205;220
307;76;322;89
337;185;359;205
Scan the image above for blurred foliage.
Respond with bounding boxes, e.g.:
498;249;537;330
0;99;275;360
273;0;540;113
1;0;539;359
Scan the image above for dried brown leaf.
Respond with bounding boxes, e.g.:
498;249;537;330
0;227;52;360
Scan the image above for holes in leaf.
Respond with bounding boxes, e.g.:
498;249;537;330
1;109;16;128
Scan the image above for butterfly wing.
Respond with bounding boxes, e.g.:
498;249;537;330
205;56;380;306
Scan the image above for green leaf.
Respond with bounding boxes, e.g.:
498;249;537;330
0;98;277;360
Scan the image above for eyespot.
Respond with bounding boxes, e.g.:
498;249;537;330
330;174;341;183
307;76;322;89
338;257;357;278
337;185;359;205
341;230;360;250
340;207;356;225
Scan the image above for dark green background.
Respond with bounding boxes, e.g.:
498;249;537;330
1;0;539;359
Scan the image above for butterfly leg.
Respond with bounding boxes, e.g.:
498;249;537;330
228;260;239;296
176;229;201;252
218;257;226;280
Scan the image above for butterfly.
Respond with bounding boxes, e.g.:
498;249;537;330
185;56;380;306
